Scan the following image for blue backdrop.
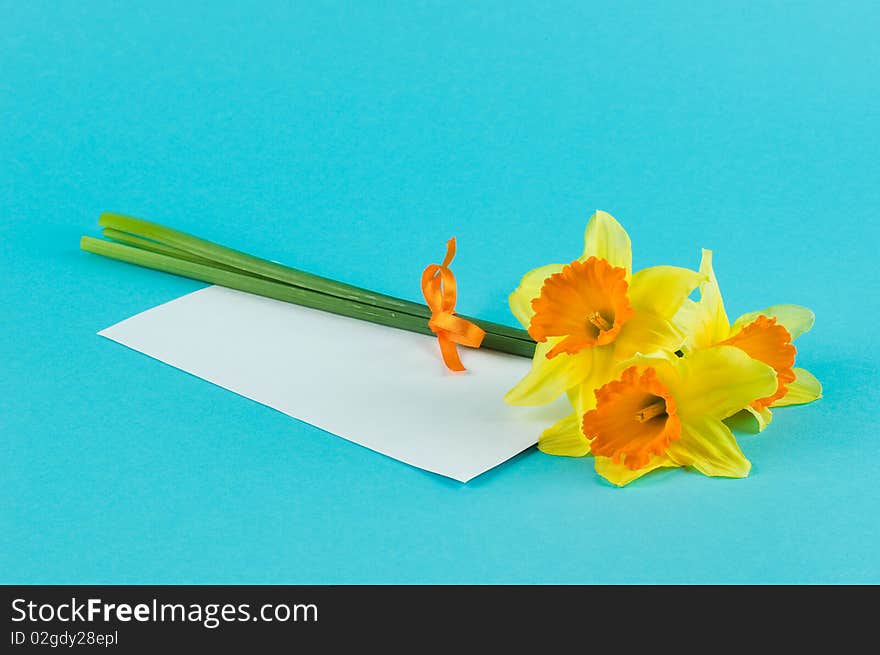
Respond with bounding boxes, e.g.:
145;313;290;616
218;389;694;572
2;1;878;583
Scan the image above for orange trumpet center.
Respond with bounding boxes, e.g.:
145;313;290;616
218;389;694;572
528;257;634;359
720;315;796;410
582;366;682;470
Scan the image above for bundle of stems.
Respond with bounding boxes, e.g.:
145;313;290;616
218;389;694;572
80;213;537;358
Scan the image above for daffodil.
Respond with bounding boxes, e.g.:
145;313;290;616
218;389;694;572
674;249;822;430
505;211;704;447
580;346;777;486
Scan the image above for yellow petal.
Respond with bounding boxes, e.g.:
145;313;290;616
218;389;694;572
697;249;730;335
612;309;685;360
772;367;822;406
673;299;711;352
565;345;620;415
628;265;705;320
731;304;815;341
744;404;773;431
580;210;632;277
594;454;676;487
674;249;731;350
508;263;564;329
667;416;751;478
723;409;762;434
504;341;592;406
538;413;590;457
619;348;680;377
673;345;778;421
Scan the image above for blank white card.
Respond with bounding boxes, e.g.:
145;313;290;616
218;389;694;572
99;286;567;481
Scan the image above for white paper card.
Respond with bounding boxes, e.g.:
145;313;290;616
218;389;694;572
99;286;566;481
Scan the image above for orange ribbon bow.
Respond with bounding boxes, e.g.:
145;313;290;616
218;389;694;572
421;238;486;371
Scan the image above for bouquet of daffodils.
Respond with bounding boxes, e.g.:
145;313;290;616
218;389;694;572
82;210;820;486
503;211;820;485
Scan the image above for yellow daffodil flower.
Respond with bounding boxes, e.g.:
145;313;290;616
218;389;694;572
581;346;778;486
505;211;704;456
674;249;822;430
506;210;703;407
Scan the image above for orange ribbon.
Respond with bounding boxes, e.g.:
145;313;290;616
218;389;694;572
421;238;485;372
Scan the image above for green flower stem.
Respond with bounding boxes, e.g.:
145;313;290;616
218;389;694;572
81;236;537;359
98;212;534;345
101;228;244;272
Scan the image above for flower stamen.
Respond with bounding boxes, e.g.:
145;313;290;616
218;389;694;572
588;311;612;332
635;399;666;423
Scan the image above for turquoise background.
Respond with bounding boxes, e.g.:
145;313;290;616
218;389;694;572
2;2;878;583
